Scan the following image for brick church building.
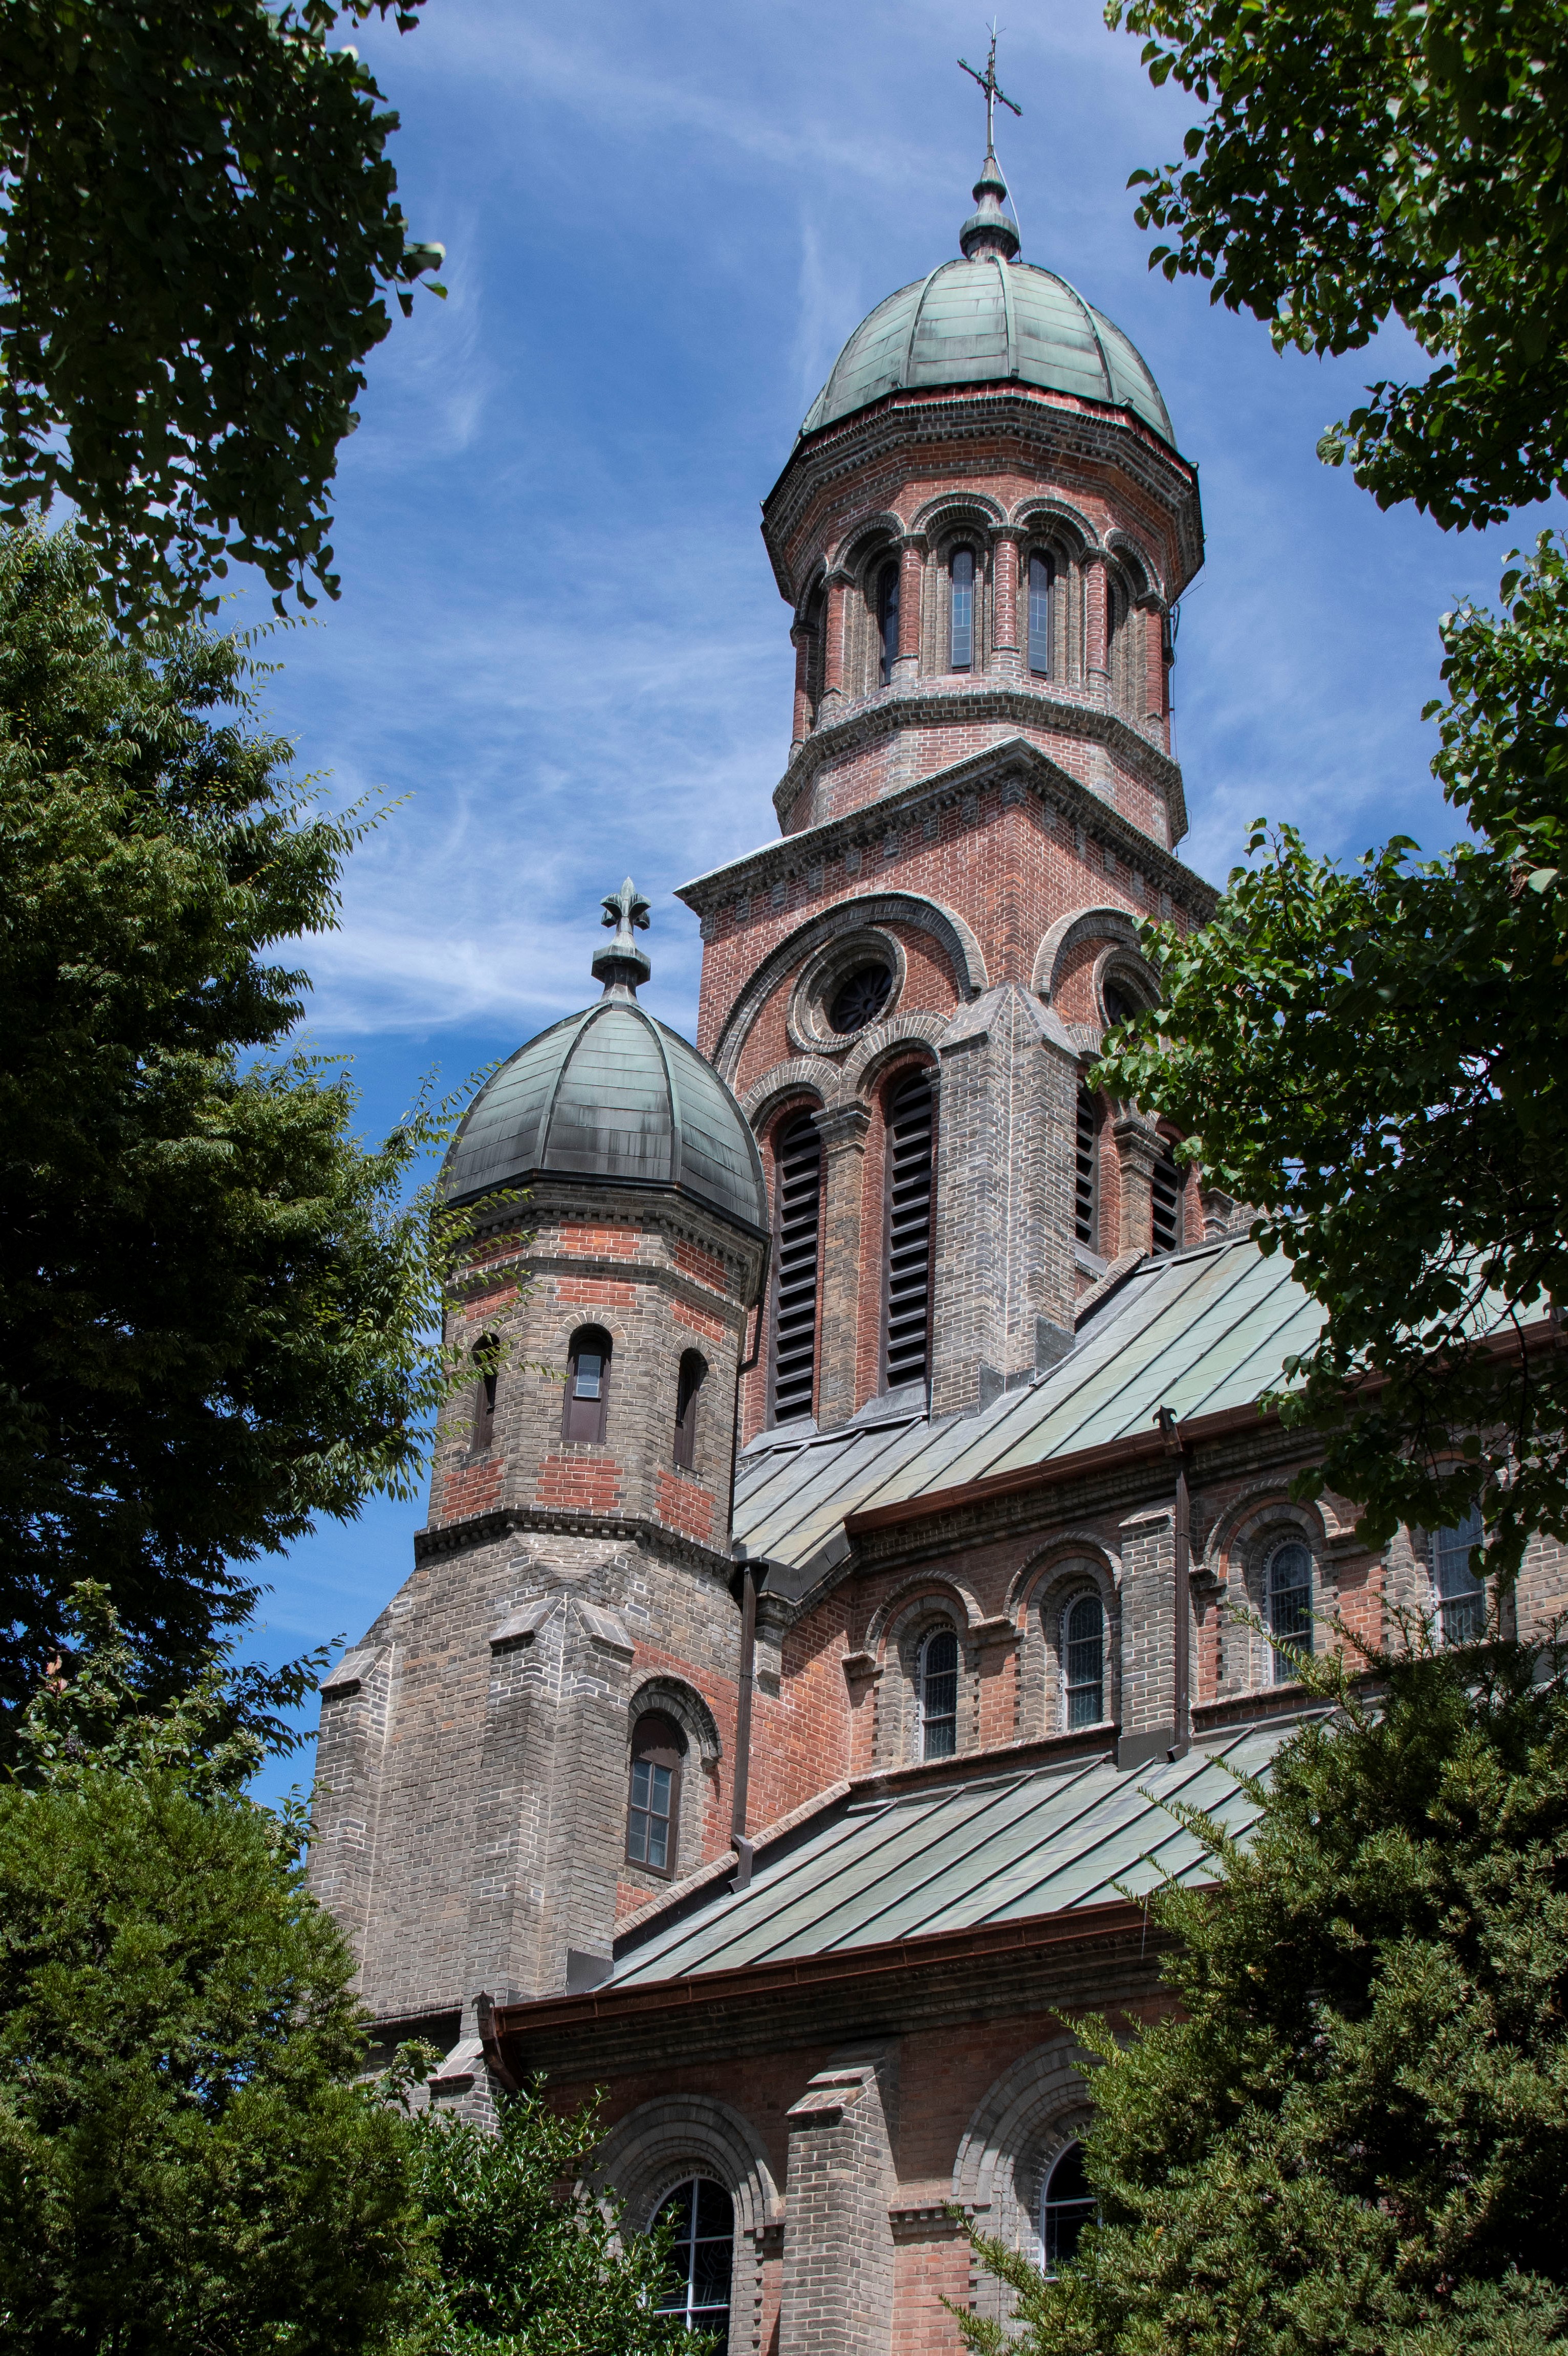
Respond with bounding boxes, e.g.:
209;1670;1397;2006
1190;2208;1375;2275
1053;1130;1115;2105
308;131;1566;2356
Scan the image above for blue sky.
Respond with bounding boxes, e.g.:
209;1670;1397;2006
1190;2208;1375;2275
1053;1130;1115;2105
237;0;1559;1800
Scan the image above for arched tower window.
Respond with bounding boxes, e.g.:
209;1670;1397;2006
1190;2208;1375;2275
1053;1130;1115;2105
1151;1137;1183;1256
1107;570;1131;708
949;547;975;670
877;558;900;686
673;1349;707;1471
1041;2143;1095;2276
655;2179;733;2351
1433;1505;1485;1643
920;1626;959;1759
1075;1089;1100;1255
471;1333;498;1452
1063;1593;1105;1727
562;1324;612;1444
1028;550;1054;676
772;1112;822;1423
626;1711;686;1875
1267;1540;1313;1682
884;1069;934;1392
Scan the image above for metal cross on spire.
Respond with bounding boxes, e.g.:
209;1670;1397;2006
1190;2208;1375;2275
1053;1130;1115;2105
957;24;1021;154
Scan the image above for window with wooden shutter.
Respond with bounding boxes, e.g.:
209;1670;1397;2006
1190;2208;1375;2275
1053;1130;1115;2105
884;1070;934;1391
771;1114;821;1423
561;1324;612;1443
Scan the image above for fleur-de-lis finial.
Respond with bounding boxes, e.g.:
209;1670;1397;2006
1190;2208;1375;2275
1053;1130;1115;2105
592;876;653;994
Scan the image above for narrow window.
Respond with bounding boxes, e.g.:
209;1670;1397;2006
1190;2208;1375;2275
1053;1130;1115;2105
1041;2143;1095;2277
1075;1089;1099;1253
1433;1505;1485;1644
877;558;900;687
673;1349;707;1471
884;1069;935;1391
1028;551;1053;676
1151;1140;1182;1256
950;547;975;670
626;1712;685;1875
1064;1593;1105;1727
561;1324;612;1444
655;2178;734;2353
472;1333;498;1452
1107;572;1129;705
1267;1541;1313;1682
772;1113;821;1423
920;1626;959;1759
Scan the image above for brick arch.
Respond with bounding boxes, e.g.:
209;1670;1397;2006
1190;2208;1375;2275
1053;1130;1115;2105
833;510;907;576
1103;526;1164;603
951;2035;1095;2308
874;1587;982;1769
1031;904;1143;1005
1022;1559;1121;1740
1007;493;1098;555
589;2093;782;2241
1201;1488;1325;1580
1208;1495;1327;1698
714;896;988;1087
908;489;1008;538
865;1570;985;1653
1009;1535;1122;1618
739;1066;832;1133
628;1675;722;1762
841;1021;945;1103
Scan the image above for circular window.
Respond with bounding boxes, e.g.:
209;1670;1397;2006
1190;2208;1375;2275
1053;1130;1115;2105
827;963;894;1035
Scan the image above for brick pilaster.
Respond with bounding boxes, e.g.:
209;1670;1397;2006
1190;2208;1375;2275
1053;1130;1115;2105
813;1101;871;1430
1084;551;1109;695
781;2042;899;2356
1118;1502;1177;1764
1113;1112;1159;1255
894;539;923;682
990;532;1020;677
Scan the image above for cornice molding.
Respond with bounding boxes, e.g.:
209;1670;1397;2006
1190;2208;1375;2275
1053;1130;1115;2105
411;1505;735;1581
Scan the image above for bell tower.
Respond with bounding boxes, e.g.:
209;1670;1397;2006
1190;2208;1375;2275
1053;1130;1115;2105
678;122;1215;1436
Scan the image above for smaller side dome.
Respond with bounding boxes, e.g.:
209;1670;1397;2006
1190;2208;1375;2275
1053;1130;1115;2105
440;883;768;1238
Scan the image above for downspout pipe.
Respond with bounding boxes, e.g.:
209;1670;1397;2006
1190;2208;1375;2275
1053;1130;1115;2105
728;1298;766;1891
1156;1406;1192;1758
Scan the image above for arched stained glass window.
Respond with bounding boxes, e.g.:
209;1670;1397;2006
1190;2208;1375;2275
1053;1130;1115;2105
1064;1593;1105;1728
920;1626;959;1760
1041;2143;1095;2277
950;547;975;670
772;1114;821;1424
655;2178;733;2352
1268;1541;1313;1683
877;559;900;686
884;1069;934;1391
1433;1505;1485;1643
1028;551;1053;676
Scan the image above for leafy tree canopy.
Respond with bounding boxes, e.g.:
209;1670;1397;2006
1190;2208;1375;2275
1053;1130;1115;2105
1096;536;1568;1581
0;0;445;626
1106;0;1568;527
958;1629;1568;2356
0;522;465;1742
398;2084;708;2356
0;1609;419;2354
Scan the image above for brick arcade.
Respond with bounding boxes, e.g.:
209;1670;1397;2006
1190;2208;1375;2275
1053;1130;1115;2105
308;136;1567;2356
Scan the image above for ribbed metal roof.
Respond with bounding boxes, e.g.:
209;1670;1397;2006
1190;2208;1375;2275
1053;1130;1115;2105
734;1236;1323;1571
799;253;1174;444
441;993;769;1236
613;1727;1284;1985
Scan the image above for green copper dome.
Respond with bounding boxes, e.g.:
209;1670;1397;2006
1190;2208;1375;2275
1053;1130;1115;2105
799;252;1174;446
441;881;768;1237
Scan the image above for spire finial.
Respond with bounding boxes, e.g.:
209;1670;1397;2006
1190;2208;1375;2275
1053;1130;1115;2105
592;876;652;996
957;26;1022;260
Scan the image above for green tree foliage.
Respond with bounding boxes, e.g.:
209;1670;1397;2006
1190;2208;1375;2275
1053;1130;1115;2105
398;2085;706;2356
0;522;464;1740
1105;0;1568;527
1096;536;1568;1581
0;1601;420;2354
957;1632;1568;2356
0;0;445;625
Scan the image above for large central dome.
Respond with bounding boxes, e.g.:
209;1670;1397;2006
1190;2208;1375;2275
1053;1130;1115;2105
800;253;1173;445
797;147;1173;447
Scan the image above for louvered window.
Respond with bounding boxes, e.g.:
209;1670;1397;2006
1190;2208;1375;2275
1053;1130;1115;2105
772;1114;822;1423
1151;1142;1182;1255
1075;1090;1099;1252
950;548;975;669
1028;551;1053;675
884;1070;934;1390
877;559;900;686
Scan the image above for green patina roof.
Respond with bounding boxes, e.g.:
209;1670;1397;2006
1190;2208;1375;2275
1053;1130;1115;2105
799;253;1174;445
441;993;769;1237
612;1726;1286;1985
734;1235;1324;1573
